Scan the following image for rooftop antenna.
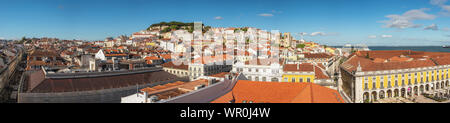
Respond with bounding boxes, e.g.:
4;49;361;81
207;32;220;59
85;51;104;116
136;83;139;97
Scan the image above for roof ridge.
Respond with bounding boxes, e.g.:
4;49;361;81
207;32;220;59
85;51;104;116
290;83;312;103
429;57;439;66
309;83;314;103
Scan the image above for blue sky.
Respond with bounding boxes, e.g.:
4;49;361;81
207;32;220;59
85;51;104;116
0;0;450;46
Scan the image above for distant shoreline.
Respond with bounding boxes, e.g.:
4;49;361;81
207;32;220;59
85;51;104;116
331;46;450;53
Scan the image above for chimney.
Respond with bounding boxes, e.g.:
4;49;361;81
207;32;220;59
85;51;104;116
112;57;115;71
144;91;148;103
357;61;362;72
225;74;230;81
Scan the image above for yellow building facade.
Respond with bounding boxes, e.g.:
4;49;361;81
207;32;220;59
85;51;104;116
362;69;450;90
282;74;315;83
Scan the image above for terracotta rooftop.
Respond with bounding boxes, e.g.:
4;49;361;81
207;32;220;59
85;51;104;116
283;63;315;72
303;53;333;59
159;54;172;60
139;79;209;101
314;66;330;79
30;50;59;57
105;53;128;57
208;72;230;78
26;69;180;93
433;56;450;65
211;80;344;103
145;56;161;61
161;61;189;70
341;50;450;72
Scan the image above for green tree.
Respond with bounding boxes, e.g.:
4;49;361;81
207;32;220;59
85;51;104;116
242;27;248;32
296;44;306;48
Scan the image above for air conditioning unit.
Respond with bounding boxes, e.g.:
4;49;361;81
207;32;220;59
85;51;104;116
194;84;206;90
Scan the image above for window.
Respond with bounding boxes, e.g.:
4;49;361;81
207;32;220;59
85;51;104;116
388;80;391;88
299;78;303;82
364;83;369;90
307;78;311;82
373;81;376;90
284;78;288;82
292;78;296;82
272;69;278;74
395;80;398;87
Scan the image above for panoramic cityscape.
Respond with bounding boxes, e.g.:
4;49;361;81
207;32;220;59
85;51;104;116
1;0;450;104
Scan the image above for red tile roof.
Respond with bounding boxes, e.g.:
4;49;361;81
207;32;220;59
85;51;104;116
162;61;189;70
341;50;450;72
159;54;172;60
208;72;229;78
433;56;450;65
105;53;127;57
304;53;333;59
145;56;160;61
211;80;344;103
314;66;330;79
283;63;314;72
26;70;181;93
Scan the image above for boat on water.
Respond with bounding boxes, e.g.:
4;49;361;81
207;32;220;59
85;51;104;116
444;45;450;48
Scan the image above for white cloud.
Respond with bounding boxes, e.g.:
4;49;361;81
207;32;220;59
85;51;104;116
214;16;224;20
310;32;326;36
381;35;393;38
368;35;377;39
381;8;436;29
298;32;308;36
431;0;448;5
440;5;450;16
424;24;439;30
442;27;450;31
258;13;274;17
430;0;450;16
